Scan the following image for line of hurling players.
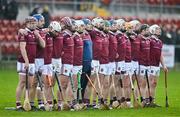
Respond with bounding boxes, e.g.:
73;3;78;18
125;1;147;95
15;15;168;111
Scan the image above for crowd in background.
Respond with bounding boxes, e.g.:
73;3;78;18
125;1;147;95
0;0;18;20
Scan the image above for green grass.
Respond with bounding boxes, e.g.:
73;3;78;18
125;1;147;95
0;69;180;117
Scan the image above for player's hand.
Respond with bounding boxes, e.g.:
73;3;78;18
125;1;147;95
24;61;29;70
19;29;28;35
116;53;119;59
43;28;49;33
163;66;168;73
34;30;40;37
61;51;64;56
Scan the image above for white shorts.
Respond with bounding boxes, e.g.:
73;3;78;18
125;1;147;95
61;64;73;76
132;61;139;74
116;61;125;73
149;66;160;77
108;62;116;75
91;60;100;75
35;58;44;73
124;62;133;75
99;63;109;75
17;62;35;76
72;66;82;75
52;58;62;73
139;65;150;76
42;64;53;76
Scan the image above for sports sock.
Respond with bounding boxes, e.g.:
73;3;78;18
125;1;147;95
38;99;44;108
16;101;22;108
30;101;34;107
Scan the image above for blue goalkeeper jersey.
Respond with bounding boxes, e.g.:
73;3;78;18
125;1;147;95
83;39;93;61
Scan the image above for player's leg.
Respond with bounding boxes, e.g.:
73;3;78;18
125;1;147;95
109;62;117;107
60;64;73;106
123;62;132;107
35;59;45;110
70;66;81;107
42;65;53;109
132;61;140;101
25;64;37;111
122;74;131;107
16;62;26;111
89;60;99;108
99;64;110;105
81;61;91;107
149;66;160;106
139;65;147;107
52;58;63;109
29;75;38;111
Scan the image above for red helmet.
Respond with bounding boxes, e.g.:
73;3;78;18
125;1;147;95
61;17;72;27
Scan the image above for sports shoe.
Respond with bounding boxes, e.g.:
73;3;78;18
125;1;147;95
39;106;46;111
93;104;101;109
31;106;39;111
16;107;25;112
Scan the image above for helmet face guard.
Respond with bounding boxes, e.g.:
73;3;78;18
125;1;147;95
92;17;104;28
74;20;85;33
61;17;73;28
49;21;61;33
149;24;161;36
25;16;38;30
115;19;125;30
33;14;45;28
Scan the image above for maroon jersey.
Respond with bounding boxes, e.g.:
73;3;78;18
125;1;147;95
116;31;126;62
62;30;74;64
125;35;132;62
99;32;109;64
44;33;53;64
139;35;150;66
150;35;163;66
130;34;140;61
52;33;63;58
18;28;37;63
108;31;117;62
36;29;46;58
90;28;103;60
73;32;83;66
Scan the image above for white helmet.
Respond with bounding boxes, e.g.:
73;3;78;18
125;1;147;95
115;19;125;26
92;17;104;26
129;20;140;28
75;20;85;27
149;24;160;34
49;21;61;32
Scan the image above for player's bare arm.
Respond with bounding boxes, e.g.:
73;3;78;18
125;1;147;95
160;54;168;73
20;42;29;69
34;30;46;48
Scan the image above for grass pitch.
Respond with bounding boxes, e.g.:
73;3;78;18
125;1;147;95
0;69;180;117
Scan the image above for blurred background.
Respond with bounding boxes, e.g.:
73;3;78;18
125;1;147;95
0;0;179;70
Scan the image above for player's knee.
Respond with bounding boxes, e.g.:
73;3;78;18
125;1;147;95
140;81;146;88
123;82;130;88
61;82;68;89
152;81;157;87
103;82;109;89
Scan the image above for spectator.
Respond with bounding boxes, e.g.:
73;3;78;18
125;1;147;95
41;5;50;28
0;0;7;19
161;24;177;45
175;29;180;62
30;5;40;16
4;0;18;20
